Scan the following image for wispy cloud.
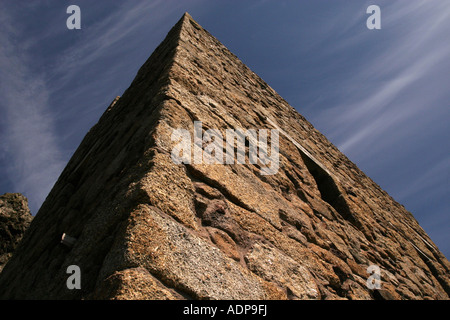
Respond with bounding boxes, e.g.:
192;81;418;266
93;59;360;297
0;10;65;213
337;45;448;153
309;0;450;160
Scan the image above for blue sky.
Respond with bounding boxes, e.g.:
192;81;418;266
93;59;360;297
0;1;448;258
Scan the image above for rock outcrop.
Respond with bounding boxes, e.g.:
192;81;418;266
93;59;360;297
0;193;32;273
0;13;448;300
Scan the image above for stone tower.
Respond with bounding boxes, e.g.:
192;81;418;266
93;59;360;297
0;13;448;300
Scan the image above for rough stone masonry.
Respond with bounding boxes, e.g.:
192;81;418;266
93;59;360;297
0;193;32;274
0;13;448;300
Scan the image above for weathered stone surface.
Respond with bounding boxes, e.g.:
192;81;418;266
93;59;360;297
245;242;319;299
92;267;183;300
0;13;448;300
0;193;32;273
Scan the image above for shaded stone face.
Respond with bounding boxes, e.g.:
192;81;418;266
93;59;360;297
0;193;32;273
0;13;448;300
